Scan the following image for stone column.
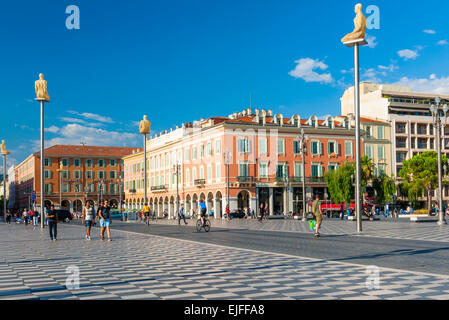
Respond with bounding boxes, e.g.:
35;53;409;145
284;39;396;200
269;188;274;216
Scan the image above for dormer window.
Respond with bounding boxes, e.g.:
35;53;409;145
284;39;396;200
311;119;317;127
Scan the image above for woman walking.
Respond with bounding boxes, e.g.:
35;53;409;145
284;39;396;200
259;203;266;222
82;201;95;240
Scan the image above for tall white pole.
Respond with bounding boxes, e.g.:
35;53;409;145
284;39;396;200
354;43;362;233
3;154;6;222
144;134;147;206
40;101;45;228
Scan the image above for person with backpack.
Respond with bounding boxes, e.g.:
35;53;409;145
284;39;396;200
199;199;207;227
98;200;112;241
82;201;95;240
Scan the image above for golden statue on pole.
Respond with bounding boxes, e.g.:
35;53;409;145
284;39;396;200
0;140;10;155
341;3;367;44
35;73;50;102
139;115;151;135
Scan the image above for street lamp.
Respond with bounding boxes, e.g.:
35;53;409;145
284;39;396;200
223;150;232;217
173;162;181;220
139;115;151;208
35;73;50;228
430;96;449;225
57;161;63;209
1;140;10;222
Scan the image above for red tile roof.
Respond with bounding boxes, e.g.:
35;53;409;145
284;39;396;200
34;145;142;158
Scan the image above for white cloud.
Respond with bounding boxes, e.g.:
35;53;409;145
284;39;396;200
80;112;115;124
45;126;59;133
59;117;106;128
438;40;448;46
397;49;419;61
423;29;436;34
39;124;139;149
395;75;449;94
366;35;378;48
67;111;115;124
288;58;333;84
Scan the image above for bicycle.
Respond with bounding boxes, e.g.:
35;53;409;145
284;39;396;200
196;217;211;232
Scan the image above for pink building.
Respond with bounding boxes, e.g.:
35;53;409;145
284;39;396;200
123;108;359;218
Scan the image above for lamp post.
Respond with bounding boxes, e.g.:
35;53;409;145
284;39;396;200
139;115;151;208
57;161;63;209
430;96;448;225
35;73;50;228
223;150;232;216
118;175;123;220
173;162;181;220
1;140;10;222
299;129;307;222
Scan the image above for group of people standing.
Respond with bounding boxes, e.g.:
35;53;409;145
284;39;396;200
5;208;40;227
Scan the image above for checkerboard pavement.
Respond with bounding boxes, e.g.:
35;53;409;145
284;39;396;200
1;223;449;300
150;217;449;243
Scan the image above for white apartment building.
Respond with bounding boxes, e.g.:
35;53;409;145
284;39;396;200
341;82;449;202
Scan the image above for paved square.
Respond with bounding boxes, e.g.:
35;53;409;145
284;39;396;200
1;223;449;300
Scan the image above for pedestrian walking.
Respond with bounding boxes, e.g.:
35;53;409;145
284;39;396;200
178;203;187;225
98;200;112;241
47;204;58;241
32;209;39;227
340;203;345;220
23;208;29;226
312;195;323;237
82;201;95;240
225;204;230;220
6;209;11;224
259;203;265;222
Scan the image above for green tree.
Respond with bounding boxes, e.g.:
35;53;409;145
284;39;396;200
372;173;397;205
399;151;448;213
361;155;375;193
324;162;354;206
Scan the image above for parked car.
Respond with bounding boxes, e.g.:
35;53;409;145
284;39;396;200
54;210;72;223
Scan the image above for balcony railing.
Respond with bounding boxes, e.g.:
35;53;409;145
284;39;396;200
194;179;205;186
128;189;136;194
306;177;326;183
151;185;167;192
237;176;255;183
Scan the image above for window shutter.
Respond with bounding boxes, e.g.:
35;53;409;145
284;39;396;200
336;143;339;155
248;139;252;154
319;142;323;155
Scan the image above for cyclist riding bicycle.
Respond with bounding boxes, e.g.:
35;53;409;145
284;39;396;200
199;199;207;227
143;203;150;223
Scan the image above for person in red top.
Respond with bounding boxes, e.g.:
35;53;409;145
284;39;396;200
225;204;230;220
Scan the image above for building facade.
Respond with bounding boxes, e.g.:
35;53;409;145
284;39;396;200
123;109;359;218
336;115;392;176
15;145;139;212
7;166;15;210
341;82;449;202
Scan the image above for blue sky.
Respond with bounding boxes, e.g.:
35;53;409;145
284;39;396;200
2;0;449;166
